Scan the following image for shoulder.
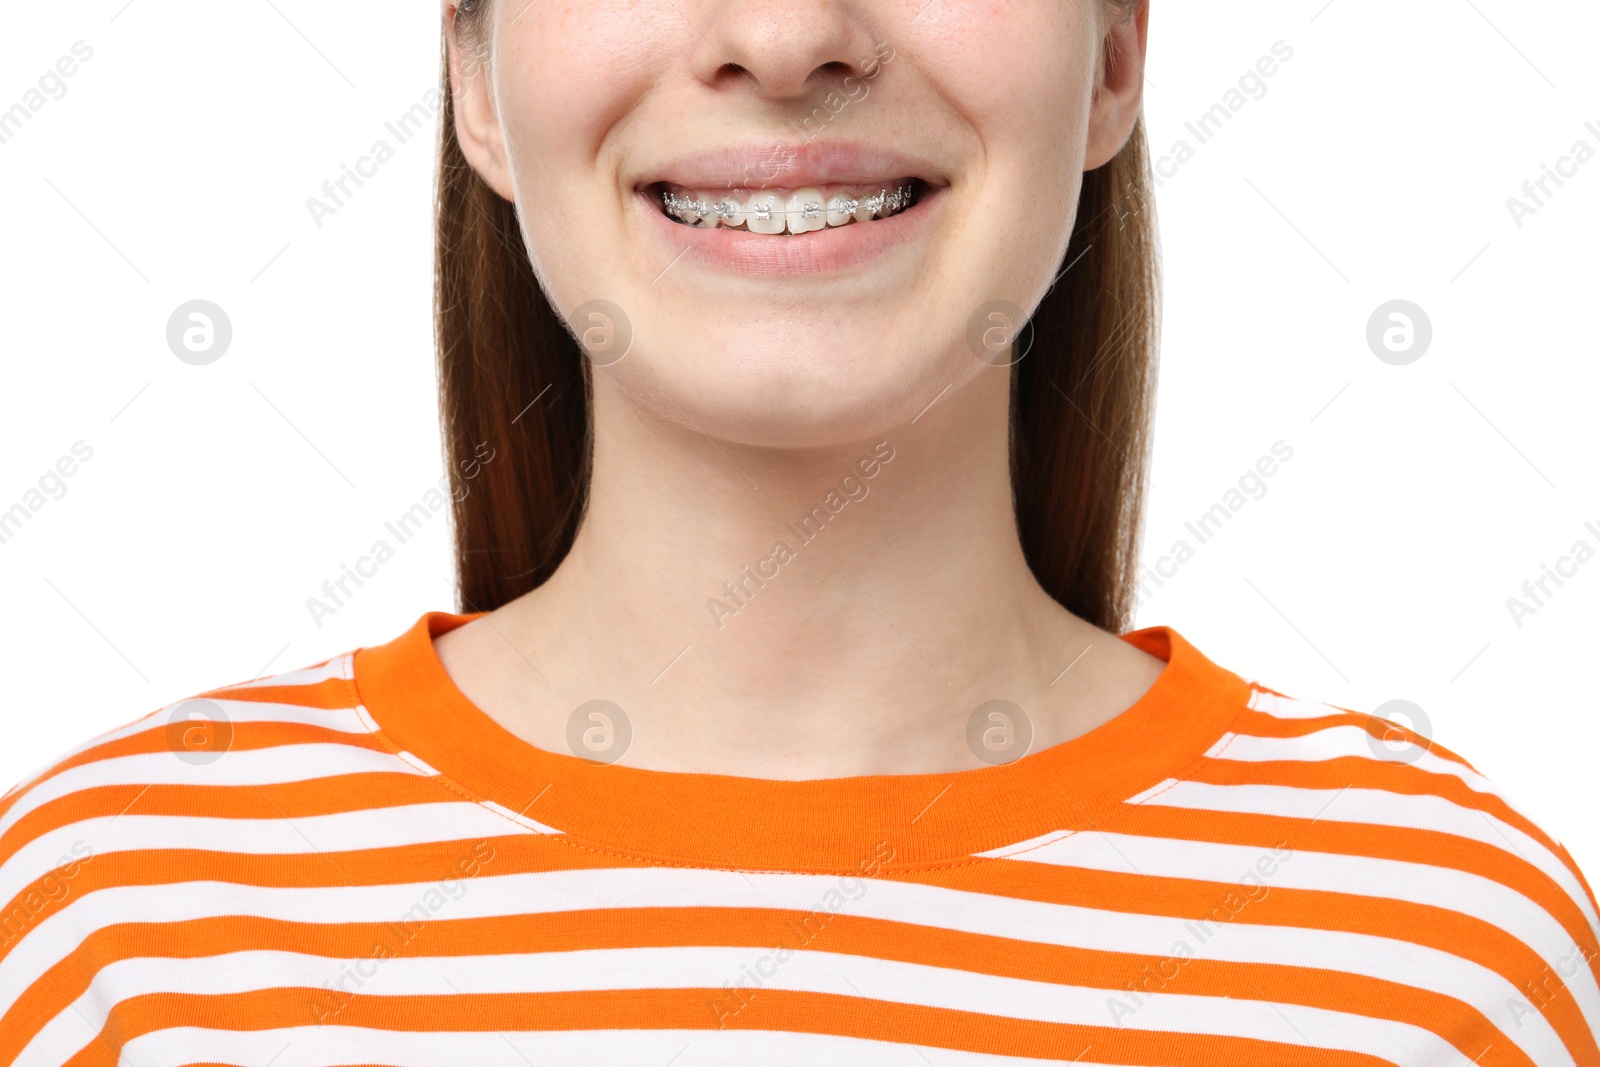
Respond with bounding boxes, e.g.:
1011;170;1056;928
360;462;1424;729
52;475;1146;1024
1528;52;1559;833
3;651;387;810
0;651;496;1061
0;652;435;947
1181;680;1596;914
1139;676;1600;1039
1047;650;1600;1052
1205;681;1578;856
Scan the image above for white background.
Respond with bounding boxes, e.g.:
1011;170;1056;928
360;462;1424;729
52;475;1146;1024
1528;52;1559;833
2;2;1597;873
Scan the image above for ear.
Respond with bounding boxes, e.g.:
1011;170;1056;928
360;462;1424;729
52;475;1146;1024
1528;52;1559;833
1083;2;1149;171
446;1;517;201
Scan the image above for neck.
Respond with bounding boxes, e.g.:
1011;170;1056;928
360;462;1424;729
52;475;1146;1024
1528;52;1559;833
446;370;1160;778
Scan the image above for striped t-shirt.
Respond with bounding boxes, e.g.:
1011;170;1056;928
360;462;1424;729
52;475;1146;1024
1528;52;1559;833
2;611;1597;1066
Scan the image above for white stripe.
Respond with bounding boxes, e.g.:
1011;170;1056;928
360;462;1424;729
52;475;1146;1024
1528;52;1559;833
2;657;358;805
0;741;424;846
1246;690;1346;719
480;799;561;835
114;1026;1154;1067
25;948;1478;1067
1;707;173;804
215;655;353;691
974;829;1074;859
1122;778;1180;806
1240;691;1546;828
1217;723;1546;831
1;867;1571;1060
394;751;444;777
1;800;518;925
0;752;81;808
352;702;384;733
178;698;373;735
987;828;1584;1056
2;698;378;818
1139;779;1600;936
1213;725;1496;794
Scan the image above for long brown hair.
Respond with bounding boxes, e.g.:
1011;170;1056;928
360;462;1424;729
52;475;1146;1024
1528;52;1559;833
434;7;1158;633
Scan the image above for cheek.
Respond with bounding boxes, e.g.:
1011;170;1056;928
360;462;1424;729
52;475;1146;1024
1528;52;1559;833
492;4;674;196
910;3;1096;280
914;2;1095;151
492;4;676;300
498;1;668;113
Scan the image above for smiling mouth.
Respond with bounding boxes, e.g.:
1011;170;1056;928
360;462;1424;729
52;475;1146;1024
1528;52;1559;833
651;179;925;236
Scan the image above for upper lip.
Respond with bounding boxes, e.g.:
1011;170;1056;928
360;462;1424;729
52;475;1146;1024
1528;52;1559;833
636;139;946;192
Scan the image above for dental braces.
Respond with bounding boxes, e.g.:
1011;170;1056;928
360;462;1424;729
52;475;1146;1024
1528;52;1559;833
661;184;916;225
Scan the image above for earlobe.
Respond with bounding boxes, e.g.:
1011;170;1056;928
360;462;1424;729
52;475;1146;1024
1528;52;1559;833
448;23;517;202
1083;1;1150;171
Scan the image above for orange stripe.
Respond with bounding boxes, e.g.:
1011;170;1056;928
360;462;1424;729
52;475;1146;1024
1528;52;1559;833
1191;736;1580;868
6;821;1593;1058
0;832;639;961
0;722;388;828
1;772;456;870
69;987;1404;1067
1236;692;1490;772
196;676;359;710
913;858;1596;1060
7;909;1529;1057
0;676;361;822
0;833;526;967
15;830;1586;1048
1105;800;1600;982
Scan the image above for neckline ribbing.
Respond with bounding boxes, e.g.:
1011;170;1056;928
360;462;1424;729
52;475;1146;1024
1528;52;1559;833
352;612;1250;873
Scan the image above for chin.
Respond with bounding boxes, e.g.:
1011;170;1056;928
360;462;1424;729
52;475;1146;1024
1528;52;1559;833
612;318;962;451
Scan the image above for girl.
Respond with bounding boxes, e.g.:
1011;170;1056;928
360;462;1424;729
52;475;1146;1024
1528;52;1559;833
3;1;1595;1062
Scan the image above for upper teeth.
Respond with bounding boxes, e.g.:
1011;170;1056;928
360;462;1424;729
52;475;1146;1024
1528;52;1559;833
660;183;916;234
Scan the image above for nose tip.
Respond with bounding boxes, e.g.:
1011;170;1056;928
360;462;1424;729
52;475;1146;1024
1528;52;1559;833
690;0;874;102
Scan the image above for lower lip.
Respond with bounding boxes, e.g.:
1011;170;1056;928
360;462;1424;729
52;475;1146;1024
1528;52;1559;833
636;186;943;278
